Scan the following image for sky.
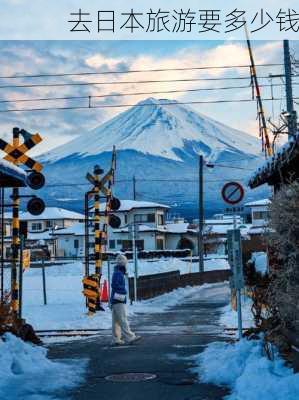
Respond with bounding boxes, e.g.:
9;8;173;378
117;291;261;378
0;39;297;155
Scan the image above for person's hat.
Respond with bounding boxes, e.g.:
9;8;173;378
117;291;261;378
115;254;128;267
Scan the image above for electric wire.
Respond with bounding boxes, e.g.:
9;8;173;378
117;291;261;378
0;74;289;90
0;63;284;80
1;96;298;113
0;81;297;106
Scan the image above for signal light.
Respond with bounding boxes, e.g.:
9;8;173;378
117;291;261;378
94;165;104;175
109;197;121;211
109;214;121;229
27;171;45;190
27;197;45;216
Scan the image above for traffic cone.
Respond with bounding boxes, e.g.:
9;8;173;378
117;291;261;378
100;280;109;302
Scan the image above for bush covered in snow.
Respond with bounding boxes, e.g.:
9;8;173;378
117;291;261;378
0;333;86;399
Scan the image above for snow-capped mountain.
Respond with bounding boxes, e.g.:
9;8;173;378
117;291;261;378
39;98;268;217
42;98;261;163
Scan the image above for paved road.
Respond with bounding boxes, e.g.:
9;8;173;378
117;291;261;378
48;282;230;400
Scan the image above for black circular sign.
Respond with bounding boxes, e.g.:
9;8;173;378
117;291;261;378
221;182;244;205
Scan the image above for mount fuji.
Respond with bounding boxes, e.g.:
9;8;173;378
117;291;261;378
39;98;268;218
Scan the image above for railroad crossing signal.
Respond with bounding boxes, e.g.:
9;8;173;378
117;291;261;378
83;147;121;315
0;127;45;321
0;129;43;172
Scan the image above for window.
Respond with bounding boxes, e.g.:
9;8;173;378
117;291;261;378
117;240;122;245
157;214;165;225
156;238;164;250
46;220;53;229
134;213;156;223
122;240;132;251
31;222;42;231
124;214;128;224
109;240;116;249
136;240;144;250
252;211;269;221
74;239;79;249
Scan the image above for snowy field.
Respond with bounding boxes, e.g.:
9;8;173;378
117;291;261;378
19;257;228;332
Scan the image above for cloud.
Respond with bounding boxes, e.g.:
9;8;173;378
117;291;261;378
0;40;287;155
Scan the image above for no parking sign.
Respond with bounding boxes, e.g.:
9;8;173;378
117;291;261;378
221;182;244;205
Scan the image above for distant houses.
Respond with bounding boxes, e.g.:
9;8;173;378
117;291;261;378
1;199;270;259
3;207;84;258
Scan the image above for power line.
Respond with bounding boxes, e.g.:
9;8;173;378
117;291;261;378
43;177;252;188
0;74;288;91
0;96;298;113
0;63;284;80
0;81;296;106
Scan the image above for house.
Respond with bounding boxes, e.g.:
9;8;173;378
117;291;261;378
0;159;27;260
3;207;85;257
107;200;169;252
54;222;88;257
249;133;299;191
18;207;85;233
244;199;271;234
0;158;27;188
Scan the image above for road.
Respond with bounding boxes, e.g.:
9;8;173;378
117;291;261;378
48;282;231;400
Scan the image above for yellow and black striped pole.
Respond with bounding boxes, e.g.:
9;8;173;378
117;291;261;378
94;169;101;278
11;127;20;316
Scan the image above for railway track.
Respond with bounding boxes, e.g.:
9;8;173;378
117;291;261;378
36;327;246;338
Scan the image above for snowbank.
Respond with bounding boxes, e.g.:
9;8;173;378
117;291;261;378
220;296;255;331
251;252;268;275
0;333;86;399
195;339;299;400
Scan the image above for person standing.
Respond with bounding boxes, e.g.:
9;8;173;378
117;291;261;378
110;254;141;345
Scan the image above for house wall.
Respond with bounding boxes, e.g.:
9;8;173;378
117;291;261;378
251;205;269;227
108;230;160;252
56;235;85;257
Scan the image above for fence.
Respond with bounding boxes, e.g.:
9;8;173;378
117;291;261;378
128;269;230;300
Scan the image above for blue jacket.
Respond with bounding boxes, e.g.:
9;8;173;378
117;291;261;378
110;265;127;304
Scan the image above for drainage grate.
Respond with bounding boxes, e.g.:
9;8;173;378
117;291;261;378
105;373;157;382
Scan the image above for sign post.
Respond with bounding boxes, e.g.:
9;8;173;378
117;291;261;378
129;222;139;302
222;181;245;340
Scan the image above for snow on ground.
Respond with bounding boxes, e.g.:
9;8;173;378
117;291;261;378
194;338;299;400
0;333;86;400
251;252;268;275
21;257;227;334
220;295;255;331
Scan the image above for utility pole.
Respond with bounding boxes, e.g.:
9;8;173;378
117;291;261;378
284;40;298;140
133;176;136;200
198;155;204;273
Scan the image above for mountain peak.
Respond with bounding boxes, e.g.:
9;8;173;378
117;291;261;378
42;97;261;163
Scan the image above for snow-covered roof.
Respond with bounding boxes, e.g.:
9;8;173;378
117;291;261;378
113;223;164;233
205;218;242;225
248;133;299;188
27;231;53;241
101;200;169;212
0;158;27;187
54;222;85;236
244;199;271;207
19;207;85;221
165;222;189;234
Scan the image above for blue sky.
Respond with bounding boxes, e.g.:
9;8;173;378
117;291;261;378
0;39;297;155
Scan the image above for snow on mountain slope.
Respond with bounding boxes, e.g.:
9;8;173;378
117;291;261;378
42;98;261;163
